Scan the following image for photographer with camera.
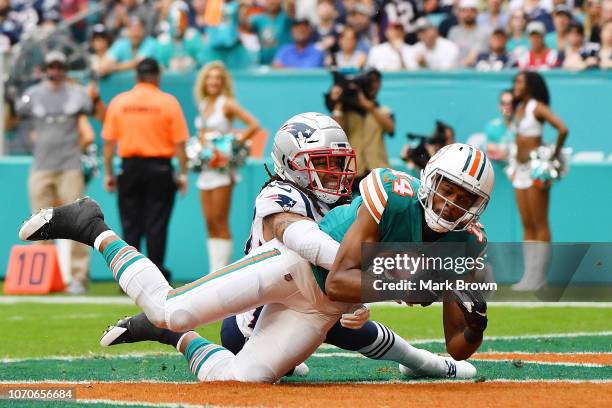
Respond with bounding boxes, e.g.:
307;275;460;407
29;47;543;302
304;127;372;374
401;121;455;174
326;68;394;184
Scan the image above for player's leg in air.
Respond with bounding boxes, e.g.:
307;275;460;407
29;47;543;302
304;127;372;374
18;198;345;382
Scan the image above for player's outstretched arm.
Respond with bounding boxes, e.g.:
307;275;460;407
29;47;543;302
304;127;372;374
264;212;340;270
325;205;379;303
442;290;488;360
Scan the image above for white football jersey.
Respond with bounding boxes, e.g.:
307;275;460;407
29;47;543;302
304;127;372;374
237;180;330;337
243;180;329;255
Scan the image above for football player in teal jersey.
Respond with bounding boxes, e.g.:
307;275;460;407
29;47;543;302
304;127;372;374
323;143;493;360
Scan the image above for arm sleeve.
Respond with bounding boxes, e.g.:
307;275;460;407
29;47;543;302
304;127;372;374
358;168;389;224
282;219;340;270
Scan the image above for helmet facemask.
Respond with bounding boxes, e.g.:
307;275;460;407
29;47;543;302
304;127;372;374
289;145;357;204
419;169;489;233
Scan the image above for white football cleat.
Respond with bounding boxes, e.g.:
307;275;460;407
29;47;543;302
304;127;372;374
291;362;310;377
399;357;476;379
18;197;107;247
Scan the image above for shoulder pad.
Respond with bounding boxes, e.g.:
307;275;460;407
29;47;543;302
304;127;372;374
254;181;315;220
359;168;417;224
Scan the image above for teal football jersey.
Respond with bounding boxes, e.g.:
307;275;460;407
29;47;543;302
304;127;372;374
312;168;487;292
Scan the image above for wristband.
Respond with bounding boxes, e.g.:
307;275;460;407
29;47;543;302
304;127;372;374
464;327;484;344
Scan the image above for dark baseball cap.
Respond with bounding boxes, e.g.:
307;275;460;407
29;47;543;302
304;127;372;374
136;58;160;76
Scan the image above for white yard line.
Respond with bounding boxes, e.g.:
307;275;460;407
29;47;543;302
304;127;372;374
1;296;612;308
0;352;179;364
310;353;611;367
0;296;134;305
0;380;196;385
1;379;612;386
407;330;612;345
368;302;612;308
74;400;209;408
467;358;607;367
345;378;612;384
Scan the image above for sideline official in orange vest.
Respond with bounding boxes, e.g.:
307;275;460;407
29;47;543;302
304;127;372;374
102;58;189;282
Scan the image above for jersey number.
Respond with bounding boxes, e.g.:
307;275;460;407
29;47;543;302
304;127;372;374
468;223;486;243
391;171;414;197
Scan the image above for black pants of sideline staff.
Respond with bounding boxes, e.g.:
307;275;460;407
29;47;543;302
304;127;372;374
117;157;177;281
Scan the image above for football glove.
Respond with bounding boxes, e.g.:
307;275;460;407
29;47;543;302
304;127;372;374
451;289;488;343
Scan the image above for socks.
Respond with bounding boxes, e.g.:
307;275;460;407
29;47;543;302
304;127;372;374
128;312;186;347
359;322;443;374
183;336;234;381
532;241;551;287
103;239;147;282
207;238;233;272
514;241;550;290
101;237;172;328
94;230;116;251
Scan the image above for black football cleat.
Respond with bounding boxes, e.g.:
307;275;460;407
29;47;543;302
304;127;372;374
18;197;109;247
100;313;185;348
100;315;139;347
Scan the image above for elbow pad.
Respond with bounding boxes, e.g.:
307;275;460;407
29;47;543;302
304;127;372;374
282;220;339;270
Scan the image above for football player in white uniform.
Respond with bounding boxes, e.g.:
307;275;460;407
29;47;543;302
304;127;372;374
99;112;476;380
19;113;492;383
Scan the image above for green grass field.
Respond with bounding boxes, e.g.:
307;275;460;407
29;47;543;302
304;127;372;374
1;284;611;407
1;300;611;359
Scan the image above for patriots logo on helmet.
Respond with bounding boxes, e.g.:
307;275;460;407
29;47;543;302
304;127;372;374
265;194;297;211
279;122;317;144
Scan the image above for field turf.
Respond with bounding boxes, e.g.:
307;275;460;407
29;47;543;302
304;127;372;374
0;284;611;407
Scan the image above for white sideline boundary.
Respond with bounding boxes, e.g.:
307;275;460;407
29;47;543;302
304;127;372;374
1;379;612;386
0;296;134;305
1;296;612;308
71;400;208;408
0;380;196;385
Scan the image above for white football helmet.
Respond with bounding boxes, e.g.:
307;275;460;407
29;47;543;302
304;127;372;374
418;143;494;233
271;112;356;204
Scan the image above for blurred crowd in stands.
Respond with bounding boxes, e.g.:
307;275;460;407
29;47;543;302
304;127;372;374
1;0;611;74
